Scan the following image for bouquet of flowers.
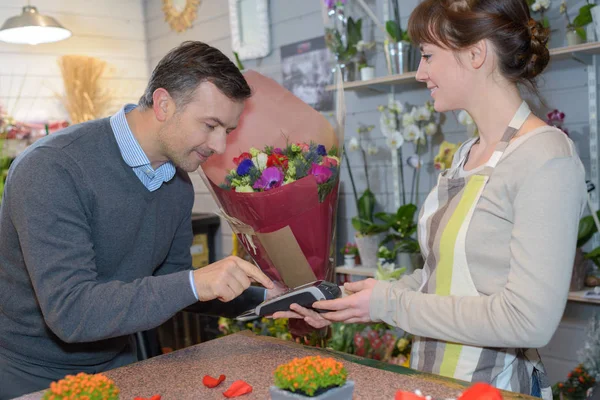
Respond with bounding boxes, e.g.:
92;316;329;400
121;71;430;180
199;70;345;331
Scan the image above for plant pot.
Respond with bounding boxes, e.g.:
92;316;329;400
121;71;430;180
592;6;600;43
395;252;424;274
385;41;411;75
566;29;584;46
339;60;355;82
269;381;355;399
354;233;385;268
360;66;375;81
571;248;590;291
343;254;355;268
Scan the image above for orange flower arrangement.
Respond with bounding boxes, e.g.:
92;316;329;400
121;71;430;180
273;356;348;397
42;372;119;400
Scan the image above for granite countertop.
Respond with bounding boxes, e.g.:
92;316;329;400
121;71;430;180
17;331;535;400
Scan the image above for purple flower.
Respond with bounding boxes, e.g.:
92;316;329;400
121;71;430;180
273;147;283;155
236;158;254;176
308;163;333;184
316;144;327;156
253;167;284;191
324;0;346;9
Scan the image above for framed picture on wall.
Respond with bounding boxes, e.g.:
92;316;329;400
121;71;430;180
280;36;333;112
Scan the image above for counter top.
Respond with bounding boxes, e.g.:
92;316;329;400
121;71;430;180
18;331;535;400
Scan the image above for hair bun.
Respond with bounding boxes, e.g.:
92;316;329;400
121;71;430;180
524;18;550;80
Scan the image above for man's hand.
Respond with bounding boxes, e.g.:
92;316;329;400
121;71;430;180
192;256;274;302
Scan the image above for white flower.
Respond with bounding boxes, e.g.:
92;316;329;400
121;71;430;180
252;152;268;170
388;99;404;114
348;137;360;151
367;144;379;155
458;110;474;126
531;1;541;11
403;124;421;142
402;113;415;128
413;106;432;122
380;113;398;137
386;131;404;149
538;0;550;10
356;40;375;52
425;122;438;136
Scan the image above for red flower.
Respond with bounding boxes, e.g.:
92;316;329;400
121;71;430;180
266;154;288;169
233;152;252;166
321;156;338;168
134;396;161;400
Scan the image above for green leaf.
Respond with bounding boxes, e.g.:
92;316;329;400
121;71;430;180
585;246;600;260
574;4;595;27
578;212;600;248
386;20;402;42
396;203;417;220
542;16;550;29
233;52;244;71
357;189;376;222
575;26;587;41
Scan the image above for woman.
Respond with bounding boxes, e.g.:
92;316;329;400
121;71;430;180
274;0;587;398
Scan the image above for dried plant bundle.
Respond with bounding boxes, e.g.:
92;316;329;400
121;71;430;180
57;55;112;124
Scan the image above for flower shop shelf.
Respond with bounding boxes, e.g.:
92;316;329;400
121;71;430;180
327;42;600;92
567;289;600;305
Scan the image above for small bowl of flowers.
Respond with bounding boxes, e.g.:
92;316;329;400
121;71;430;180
270;356;354;399
42;372;119;400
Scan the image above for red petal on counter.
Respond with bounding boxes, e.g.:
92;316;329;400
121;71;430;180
223;380;253;397
133;396;161;400
203;374;226;388
394;391;427;400
459;382;503;400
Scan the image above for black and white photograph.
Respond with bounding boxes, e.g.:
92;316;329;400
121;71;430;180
280;36;333;112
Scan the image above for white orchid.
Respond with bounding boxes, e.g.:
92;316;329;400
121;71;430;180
538;0;550;10
412;106;432;122
388;99;404;114
356;40;375;52
385;131;405;149
379;113;398;137
402;112;415;128
531;1;541;11
403;124;422;142
348;137;360;151
458;110;474;126
425;122;438;136
367;144;379;155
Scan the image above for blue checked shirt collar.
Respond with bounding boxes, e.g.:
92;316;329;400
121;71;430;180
110;104;176;192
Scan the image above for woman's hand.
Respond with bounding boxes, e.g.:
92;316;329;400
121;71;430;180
271;278;378;327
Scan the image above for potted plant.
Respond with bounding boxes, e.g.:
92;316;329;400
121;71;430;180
42;372;119;399
356;40;376;81
340;242;359;267
324;1;363;82
574;208;600;291
377;203;422;273
345;125;388;268
560;1;596;45
384;0;412;75
552;364;596;400
270;356;354;399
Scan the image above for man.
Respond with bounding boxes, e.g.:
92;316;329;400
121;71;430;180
0;41;273;399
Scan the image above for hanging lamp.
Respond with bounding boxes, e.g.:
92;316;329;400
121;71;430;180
0;2;71;45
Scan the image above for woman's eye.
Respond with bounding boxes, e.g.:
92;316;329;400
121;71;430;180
421;54;432;61
205;123;216;130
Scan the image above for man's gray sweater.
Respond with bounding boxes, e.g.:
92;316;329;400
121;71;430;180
0;118;200;367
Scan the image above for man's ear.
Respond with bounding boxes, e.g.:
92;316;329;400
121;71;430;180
469;39;487;70
152;88;174;122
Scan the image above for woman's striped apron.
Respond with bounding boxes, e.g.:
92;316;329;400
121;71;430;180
411;101;551;399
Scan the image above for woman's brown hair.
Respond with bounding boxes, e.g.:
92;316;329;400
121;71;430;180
408;0;550;91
